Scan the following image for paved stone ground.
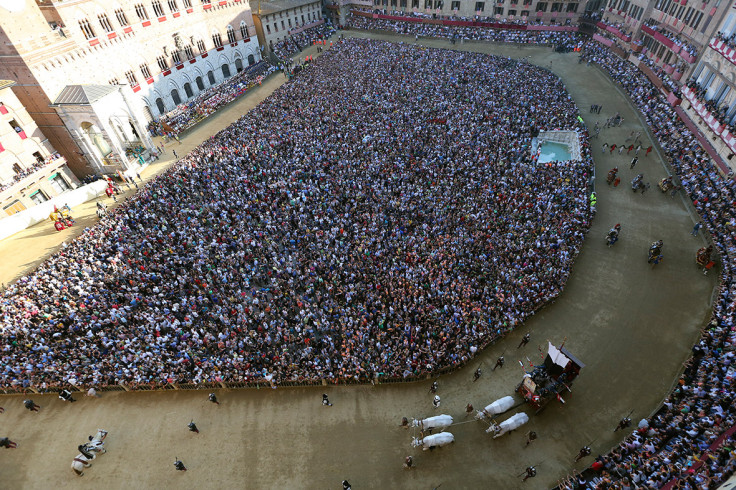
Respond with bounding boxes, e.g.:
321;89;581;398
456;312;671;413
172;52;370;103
0;33;717;489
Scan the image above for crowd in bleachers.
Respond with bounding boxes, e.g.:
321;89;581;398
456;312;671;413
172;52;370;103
156;61;276;135
272;23;337;61
347;14;581;47
0;153;63;195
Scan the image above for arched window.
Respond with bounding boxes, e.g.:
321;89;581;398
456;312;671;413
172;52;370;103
227;25;236;44
212;31;223;48
196;76;205;90
171;89;181;105
247;54;255;66
184;83;193;98
240;21;248;39
207;70;216;85
221;63;231;78
235;58;243;72
155;98;165;115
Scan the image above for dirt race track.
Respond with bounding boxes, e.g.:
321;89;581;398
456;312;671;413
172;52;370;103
0;33;718;489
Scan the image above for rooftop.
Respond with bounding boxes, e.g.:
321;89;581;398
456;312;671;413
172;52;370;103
51;84;119;106
0;80;17;91
253;0;320;17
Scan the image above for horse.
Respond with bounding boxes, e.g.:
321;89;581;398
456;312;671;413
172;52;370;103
411;432;455;451
411;414;453;434
696;246;714;275
475;395;515;421
71;452;95;476
488;412;530;438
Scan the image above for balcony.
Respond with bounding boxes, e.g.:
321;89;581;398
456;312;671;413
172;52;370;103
681;85;736;157
642;23;698;63
596;21;631;42
710;37;736;69
0;155;68;203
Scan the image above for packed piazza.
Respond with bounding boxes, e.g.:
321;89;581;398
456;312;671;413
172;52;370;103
0;38;594;390
1;7;736;489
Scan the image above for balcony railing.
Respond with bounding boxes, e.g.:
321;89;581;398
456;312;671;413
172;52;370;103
681;85;736;157
710;37;736;68
0;156;68;203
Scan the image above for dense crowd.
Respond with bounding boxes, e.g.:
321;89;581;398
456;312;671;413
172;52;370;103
638;54;682;97
685;78;735;133
561;41;736;490
715;30;736;50
272;23;337;61
0;38;592;391
347;14;581;47
0;153;64;195
157;61;276;134
642;19;699;57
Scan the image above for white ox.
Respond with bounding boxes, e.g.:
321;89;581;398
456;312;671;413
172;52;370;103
475;395;515;421
71;429;108;476
411;432;455;450
71;452;95;476
487;412;529;438
85;429;108;454
411;414;453;433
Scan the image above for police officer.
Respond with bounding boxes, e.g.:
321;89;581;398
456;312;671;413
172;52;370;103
59;389;76;403
525;431;538;446
614;417;632;432
78;444;94;460
322;394;332;406
575;445;592;462
473;367;482;382
494;356;505;370
188;421;199;433
429;381;438;394
23;399;40;412
432;395;441;409
208;393;220;405
174;458;187;471
518;333;531;349
522;466;536;482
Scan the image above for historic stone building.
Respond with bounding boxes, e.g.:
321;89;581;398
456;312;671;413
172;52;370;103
603;0;732;81
363;0;586;24
252;0;325;50
681;4;736;164
0;0;261;177
0;79;80;216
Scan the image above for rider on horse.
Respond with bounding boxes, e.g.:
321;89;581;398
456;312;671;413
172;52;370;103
606;224;621;247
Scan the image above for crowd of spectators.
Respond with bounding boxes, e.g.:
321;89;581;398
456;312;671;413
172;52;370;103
685;78;736;134
642;18;699;57
0;153;63;195
556;41;736;490
0;38;593;391
347;14;582;47
715;30;736;50
156;61;276;134
272;23;337;61
638;54;682;97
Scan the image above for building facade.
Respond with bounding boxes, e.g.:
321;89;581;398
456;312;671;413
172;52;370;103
0;80;80;216
365;0;586;24
252;0;324;49
0;0;262;177
603;0;732;81
681;4;736;164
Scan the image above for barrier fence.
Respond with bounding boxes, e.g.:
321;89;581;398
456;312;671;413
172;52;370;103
0;328;512;396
